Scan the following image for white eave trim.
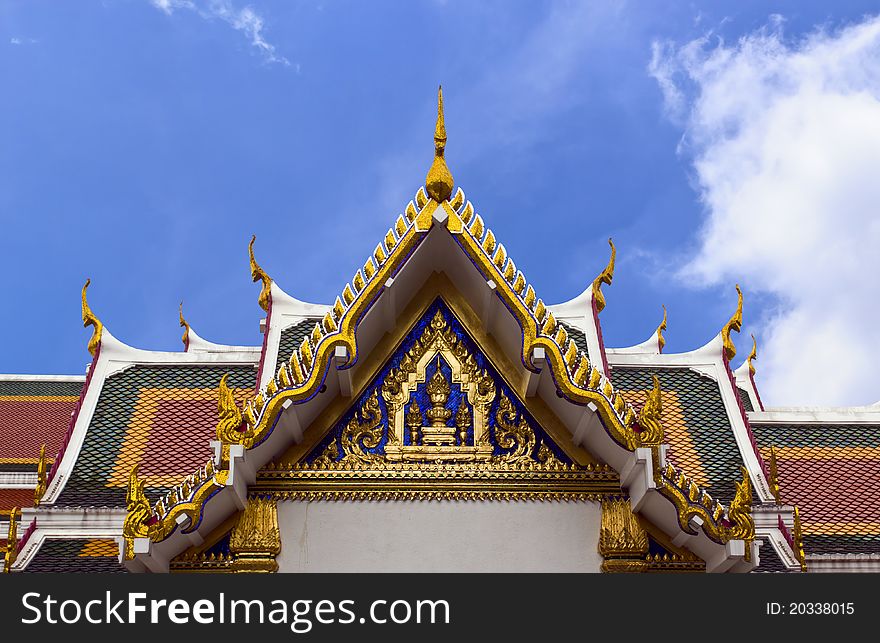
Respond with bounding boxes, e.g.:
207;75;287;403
751;407;880;424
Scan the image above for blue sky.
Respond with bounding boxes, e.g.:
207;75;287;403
3;1;880;405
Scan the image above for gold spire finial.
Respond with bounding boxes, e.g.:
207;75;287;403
656;305;668;352
721;284;743;362
179;302;191;349
638;375;664;446
81;279;103;357
591;238;616;314
34;444;48;506
747;333;757;376
425;85;454;202
3;507;19;573
248;235;272;312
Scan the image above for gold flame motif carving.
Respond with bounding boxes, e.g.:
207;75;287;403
721;284;743;362
425;86;454;202
81;278;103;357
792;506;807;572
494;393;537;464
248;235;273;312
591;238;615;314
339;390;384;465
637;375;664;447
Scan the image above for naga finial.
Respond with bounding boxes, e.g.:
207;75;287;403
726;465;755;542
3;507;19;573
122;464;153;559
747;333;758;376
179;302;191;350
248;235;273;312
657;305;668;353
792;506;807;571
81;279;104;357
215;373;244;443
721;284;743;362
425;85;454;202
768;445;781;504
638;375;664;446
34;444;48;506
591;238;616;314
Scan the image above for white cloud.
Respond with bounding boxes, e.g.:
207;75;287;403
650;16;880;406
149;0;289;66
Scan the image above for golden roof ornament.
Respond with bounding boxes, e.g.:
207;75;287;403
792;506;807;571
768;445;781;504
425;86;454;202
747;333;758;376
81;278;103;357
34;444;48;506
216;373;244;444
721;284;743;362
591;238;616;314
179;302;191;349
726;465;755;542
248;235;273;312
638;375;664;446
3;507;18;573
656;305;668;352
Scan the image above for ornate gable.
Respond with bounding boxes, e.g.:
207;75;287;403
257;300;618;500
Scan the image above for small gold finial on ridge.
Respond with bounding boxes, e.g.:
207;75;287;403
425;85;454;202
248;235;273;312
81;278;104;357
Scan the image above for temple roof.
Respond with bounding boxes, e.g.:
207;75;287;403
56;364;255;507
0;376;83;473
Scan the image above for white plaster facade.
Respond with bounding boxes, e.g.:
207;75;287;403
275;500;603;573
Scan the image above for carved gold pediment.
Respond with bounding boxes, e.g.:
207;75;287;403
255;301;620;501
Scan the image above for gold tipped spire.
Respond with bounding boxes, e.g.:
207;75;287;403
179;302;191;349
81;279;103;357
721;284;743;362
591;238;616;314
656;305;668;352
425;85;454;202
34;444;48;507
747;333;757;376
248;235;273;312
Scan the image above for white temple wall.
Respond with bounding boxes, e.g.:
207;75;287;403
275;499;602;572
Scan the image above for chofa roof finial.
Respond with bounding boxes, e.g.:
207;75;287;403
248;235;273;312
591;238;616;314
425;85;454;202
721;284;743;361
81;279;104;357
179;302;191;349
656;305;668;353
747;333;758;376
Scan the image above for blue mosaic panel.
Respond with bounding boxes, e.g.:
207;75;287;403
305;299;571;464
